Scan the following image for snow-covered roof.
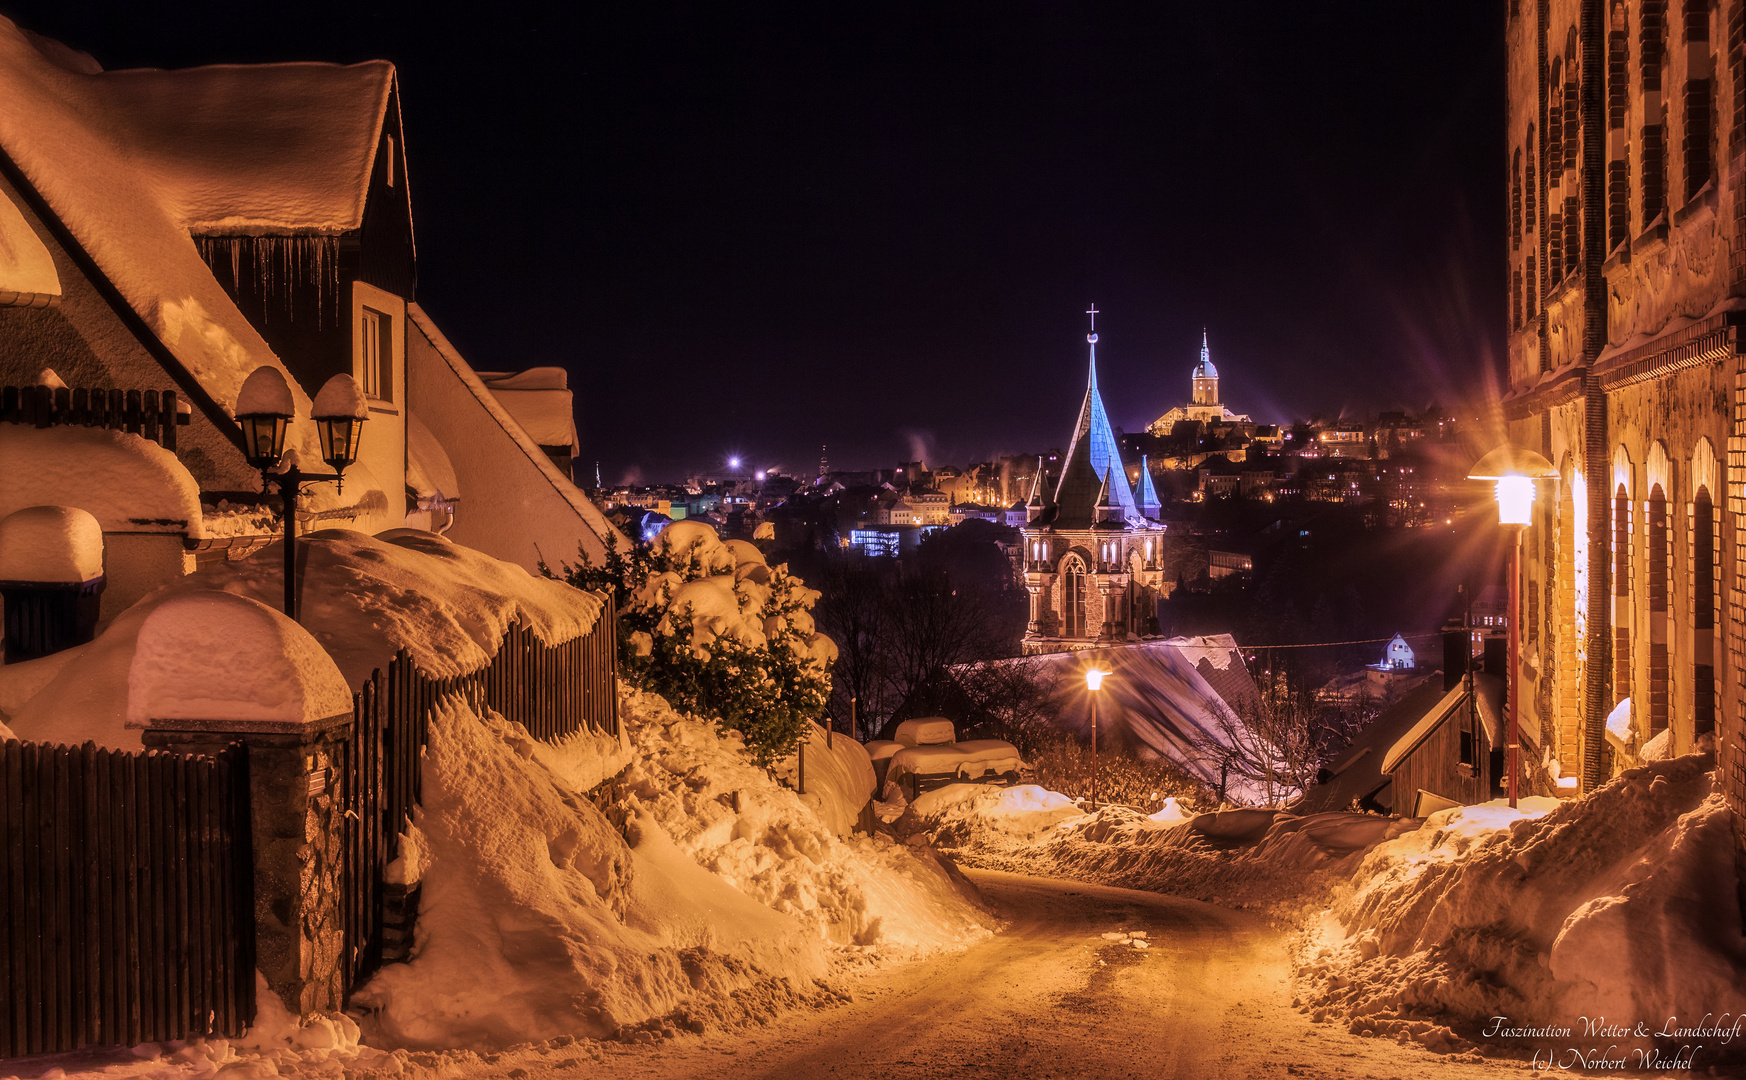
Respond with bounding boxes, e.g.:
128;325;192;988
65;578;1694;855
0;183;58;299
0;19;389;471
478;368;578;450
94;61;394;236
406;412;459;502
1378;683;1468;775
966;635;1265;800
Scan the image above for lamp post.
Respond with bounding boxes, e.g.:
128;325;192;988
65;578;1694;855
1085;667;1107;810
1468;444;1557;809
235;367;368;621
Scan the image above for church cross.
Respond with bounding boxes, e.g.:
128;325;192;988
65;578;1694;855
1086;304;1099;333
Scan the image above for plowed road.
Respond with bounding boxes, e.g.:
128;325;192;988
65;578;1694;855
538;869;1525;1080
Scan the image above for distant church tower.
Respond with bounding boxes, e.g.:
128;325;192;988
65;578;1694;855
1190;330;1218;407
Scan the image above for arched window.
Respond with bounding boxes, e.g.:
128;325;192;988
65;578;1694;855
1642;0;1669;222
1693;485;1716;735
1062;556;1089;639
1682;0;1714;201
1614;481;1632;705
1648;482;1670;737
1609;4;1631;249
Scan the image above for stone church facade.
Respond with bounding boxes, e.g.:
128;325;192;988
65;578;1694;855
1502;0;1745;865
1020;318;1170;653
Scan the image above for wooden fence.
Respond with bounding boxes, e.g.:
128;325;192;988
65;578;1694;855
337;598;619;993
0;740;253;1058
0;596;616;1049
0;384;190;451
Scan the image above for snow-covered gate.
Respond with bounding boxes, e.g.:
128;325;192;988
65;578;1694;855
336;599;618;994
0;739;254;1057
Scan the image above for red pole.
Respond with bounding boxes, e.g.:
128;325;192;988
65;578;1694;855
1508;523;1522;808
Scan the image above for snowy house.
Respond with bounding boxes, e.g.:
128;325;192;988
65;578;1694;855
0;18;619;606
1373;634;1415;671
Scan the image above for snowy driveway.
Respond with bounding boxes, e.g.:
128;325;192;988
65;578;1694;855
513;869;1528;1080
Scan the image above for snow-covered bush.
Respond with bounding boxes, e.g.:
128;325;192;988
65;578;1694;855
552;522;835;764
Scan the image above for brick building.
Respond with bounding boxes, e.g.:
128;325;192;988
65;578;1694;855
1502;1;1744;869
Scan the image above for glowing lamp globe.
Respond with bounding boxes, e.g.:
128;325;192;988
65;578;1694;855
234;366;295;470
1085;669;1107;692
1468;445;1557;527
311;374;369;475
1493;476;1534;525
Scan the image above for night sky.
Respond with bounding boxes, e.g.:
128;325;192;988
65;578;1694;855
6;2;1506;483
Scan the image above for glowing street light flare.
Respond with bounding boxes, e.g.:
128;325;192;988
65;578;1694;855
1467;444;1557;807
1085;668;1107;692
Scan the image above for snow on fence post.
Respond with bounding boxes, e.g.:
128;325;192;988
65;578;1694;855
126;591;356;1018
0;505;106;662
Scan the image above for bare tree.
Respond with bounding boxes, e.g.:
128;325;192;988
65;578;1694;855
1189;686;1339;807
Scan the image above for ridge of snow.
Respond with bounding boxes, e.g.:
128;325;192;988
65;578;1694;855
0;185;58;296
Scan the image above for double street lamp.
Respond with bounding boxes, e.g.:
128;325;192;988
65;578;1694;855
1468;444;1558;808
235;367;369;620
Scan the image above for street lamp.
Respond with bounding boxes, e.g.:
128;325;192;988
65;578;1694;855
235;367;368;620
1085;667;1108;810
1468;444;1557;808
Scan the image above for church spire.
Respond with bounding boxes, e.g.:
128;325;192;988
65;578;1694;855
1058;306;1139;521
1086;304;1099;390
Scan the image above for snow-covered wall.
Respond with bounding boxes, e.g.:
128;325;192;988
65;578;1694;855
406;306;619;572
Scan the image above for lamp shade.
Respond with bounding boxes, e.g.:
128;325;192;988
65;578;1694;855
1467;444;1558;481
1085;668;1107;691
312;374;369;474
234;366;295;470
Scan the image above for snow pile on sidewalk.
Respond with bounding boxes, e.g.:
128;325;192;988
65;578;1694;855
603;689;990;956
1297;752;1746;1055
351;688;988;1051
921;783;1409;912
351;697;831;1050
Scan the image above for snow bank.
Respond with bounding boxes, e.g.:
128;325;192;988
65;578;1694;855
770;721;877;837
0;425;202;536
1300;753;1746;1056
126;590;351;726
352;697;829;1049
608;689;990;955
0;504;104;582
922;782;1413;913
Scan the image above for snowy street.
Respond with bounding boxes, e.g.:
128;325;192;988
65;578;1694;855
497;870;1523;1080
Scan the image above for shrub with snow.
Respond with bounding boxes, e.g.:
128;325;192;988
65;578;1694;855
553;521;836;764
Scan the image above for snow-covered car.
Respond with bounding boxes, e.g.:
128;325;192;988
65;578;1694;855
867;717;1029;800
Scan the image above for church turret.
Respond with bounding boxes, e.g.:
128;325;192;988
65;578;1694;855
1094;468;1121;524
1191;329;1219;407
1025;453;1054;522
1136;454;1162;520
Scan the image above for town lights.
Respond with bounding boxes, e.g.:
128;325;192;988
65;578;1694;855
235;366;368;621
1468;444;1557;807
